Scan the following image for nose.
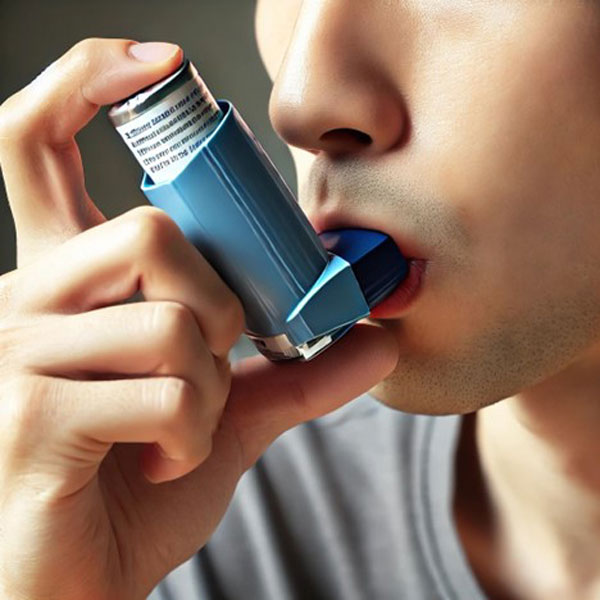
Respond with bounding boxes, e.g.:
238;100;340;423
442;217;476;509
268;1;408;158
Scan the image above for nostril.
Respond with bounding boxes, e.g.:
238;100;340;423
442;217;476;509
319;128;373;152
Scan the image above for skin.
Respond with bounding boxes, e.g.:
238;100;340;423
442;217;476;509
255;1;600;598
1;1;600;598
0;40;398;600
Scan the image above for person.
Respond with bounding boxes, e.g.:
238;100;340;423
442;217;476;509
1;0;600;598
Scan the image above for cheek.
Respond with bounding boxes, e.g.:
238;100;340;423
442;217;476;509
372;11;600;413
419;12;600;326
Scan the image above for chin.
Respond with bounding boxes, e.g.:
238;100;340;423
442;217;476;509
365;372;491;416
366;379;406;410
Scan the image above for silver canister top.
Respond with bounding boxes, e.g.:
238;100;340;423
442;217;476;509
108;58;223;183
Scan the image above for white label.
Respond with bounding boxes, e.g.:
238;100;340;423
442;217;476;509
116;77;222;184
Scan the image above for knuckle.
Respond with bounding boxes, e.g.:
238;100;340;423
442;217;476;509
2;376;53;438
201;360;230;429
0;39;98;149
0;276;22;360
125;206;182;256
0;269;28;324
0;90;29;150
152;301;196;345
211;357;232;410
0;37;108;152
0;325;20;370
158;377;198;432
208;294;245;357
67;38;101;66
156;378;216;464
221;295;246;344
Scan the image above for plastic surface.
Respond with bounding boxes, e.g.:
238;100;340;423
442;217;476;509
319;229;409;308
141;101;375;348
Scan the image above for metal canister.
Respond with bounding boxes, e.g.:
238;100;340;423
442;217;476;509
109;60;222;184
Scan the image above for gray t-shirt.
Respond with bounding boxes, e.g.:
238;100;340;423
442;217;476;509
148;393;487;599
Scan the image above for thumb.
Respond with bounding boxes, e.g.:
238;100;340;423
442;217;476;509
227;323;399;469
0;38;183;266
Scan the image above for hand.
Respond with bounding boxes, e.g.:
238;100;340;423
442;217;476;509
0;39;399;600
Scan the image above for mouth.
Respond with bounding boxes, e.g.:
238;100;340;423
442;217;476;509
311;213;429;319
368;258;427;319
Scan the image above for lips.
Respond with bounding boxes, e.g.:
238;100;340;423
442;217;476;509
309;212;429;318
368;258;427;318
309;213;427;263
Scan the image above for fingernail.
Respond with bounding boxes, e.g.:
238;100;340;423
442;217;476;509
129;41;180;63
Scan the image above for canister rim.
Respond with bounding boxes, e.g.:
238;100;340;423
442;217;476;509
107;58;195;127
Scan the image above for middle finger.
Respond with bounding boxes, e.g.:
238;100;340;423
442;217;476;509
17;206;246;359
21;300;229;422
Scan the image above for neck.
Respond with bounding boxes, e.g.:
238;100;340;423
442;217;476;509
475;349;600;599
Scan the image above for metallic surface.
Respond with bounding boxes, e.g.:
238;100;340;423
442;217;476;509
108;59;214;127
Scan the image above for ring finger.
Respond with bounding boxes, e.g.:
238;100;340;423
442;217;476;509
20;300;230;425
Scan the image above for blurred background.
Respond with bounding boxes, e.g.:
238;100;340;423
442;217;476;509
0;0;295;275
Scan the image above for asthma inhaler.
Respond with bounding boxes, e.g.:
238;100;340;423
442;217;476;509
109;58;408;361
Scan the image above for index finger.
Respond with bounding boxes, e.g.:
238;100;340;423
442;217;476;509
0;38;183;265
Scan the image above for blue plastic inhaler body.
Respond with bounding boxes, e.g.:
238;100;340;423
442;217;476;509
109;60;408;360
112;63;408;361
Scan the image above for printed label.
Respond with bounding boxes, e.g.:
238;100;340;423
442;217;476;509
116;77;222;184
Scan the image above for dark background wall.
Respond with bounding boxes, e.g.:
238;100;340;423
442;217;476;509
0;0;295;274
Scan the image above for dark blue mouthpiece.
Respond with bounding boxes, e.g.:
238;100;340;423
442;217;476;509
318;229;409;309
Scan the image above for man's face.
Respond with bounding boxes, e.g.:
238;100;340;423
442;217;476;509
255;0;600;414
